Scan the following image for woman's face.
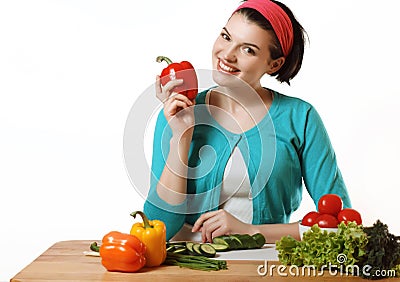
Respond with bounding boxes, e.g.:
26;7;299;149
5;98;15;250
212;12;281;90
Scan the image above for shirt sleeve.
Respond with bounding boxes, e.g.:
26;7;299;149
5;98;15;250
143;109;186;240
300;106;351;209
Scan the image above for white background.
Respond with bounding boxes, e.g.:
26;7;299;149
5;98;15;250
1;0;400;280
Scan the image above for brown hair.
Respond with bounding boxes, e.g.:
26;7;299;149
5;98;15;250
236;1;307;84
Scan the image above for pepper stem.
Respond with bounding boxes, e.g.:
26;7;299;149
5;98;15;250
130;211;153;229
90;242;100;252
156;56;173;65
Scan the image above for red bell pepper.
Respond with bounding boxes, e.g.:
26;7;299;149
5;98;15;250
156;56;198;100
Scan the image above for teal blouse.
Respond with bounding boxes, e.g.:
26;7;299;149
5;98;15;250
144;89;351;240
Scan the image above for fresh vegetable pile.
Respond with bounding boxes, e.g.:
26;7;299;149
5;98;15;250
278;194;400;279
301;194;362;228
90;211;266;273
91;211;268;272
276;221;400;279
90;211;167;273
164;233;266;271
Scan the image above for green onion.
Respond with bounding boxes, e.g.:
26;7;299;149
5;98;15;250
164;252;228;271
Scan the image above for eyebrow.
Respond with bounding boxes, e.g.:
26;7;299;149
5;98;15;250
222;27;261;50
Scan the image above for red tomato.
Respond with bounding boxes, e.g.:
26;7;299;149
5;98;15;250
316;214;339;228
318;194;343;216
337;208;362;225
301;211;320;226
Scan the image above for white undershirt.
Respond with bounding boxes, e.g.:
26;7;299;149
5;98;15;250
219;146;253;224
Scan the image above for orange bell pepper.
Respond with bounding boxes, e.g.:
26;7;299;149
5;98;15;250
99;231;146;273
130;211;167;267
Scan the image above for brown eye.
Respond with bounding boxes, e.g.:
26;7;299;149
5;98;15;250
221;32;230;41
242;47;256;55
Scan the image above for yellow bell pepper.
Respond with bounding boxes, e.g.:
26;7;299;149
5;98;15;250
130;211;166;267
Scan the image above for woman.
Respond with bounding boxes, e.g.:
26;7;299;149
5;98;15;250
144;0;351;243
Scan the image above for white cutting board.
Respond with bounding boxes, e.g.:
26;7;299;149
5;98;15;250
213;244;278;261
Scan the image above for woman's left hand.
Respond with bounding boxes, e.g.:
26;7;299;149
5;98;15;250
191;209;252;243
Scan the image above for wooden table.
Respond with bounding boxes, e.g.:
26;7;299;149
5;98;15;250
10;240;397;281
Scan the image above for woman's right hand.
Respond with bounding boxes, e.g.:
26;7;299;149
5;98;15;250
155;75;195;137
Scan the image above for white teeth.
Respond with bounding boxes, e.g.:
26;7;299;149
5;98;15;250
219;60;237;72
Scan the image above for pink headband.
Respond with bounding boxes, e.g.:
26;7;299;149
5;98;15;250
234;0;293;58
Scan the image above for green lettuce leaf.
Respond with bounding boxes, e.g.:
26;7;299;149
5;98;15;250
276;222;368;269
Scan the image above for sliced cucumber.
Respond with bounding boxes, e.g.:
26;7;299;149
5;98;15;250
166;245;175;252
209;243;229;252
192;243;203;256
186;242;196;255
173;247;188;254
199;244;216;258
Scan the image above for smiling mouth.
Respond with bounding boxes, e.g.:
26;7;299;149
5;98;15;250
218;59;240;74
